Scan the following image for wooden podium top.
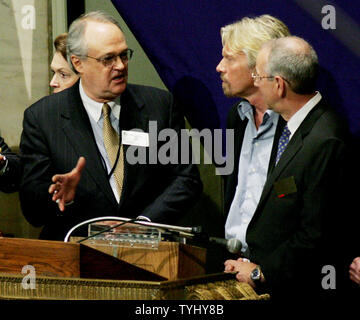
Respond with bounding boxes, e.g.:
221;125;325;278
0;237;270;300
70;237;207;280
0;237;165;281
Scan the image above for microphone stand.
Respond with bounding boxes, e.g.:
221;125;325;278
63;216;242;254
63;216;202;243
76;219;138;243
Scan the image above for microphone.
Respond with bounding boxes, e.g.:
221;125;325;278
76;218;138;243
209;237;242;254
63;216;200;242
63;217;242;254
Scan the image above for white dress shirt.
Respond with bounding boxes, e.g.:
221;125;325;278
225;100;279;253
287;91;322;139
79;80;122;203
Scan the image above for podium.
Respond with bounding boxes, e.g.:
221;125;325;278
0;237;270;300
70;237;206;280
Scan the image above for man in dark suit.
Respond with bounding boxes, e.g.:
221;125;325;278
19;11;202;241
215;15;290;258
224;36;351;299
0;136;21;193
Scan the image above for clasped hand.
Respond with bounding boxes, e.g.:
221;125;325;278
224;257;259;288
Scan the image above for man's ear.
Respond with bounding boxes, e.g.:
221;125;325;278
274;76;287;98
71;55;83;74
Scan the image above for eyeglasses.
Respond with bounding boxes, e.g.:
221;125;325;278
84;48;134;67
251;71;274;82
252;71;291;85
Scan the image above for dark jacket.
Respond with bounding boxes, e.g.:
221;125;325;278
20;81;202;240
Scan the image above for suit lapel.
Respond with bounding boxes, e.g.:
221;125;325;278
120;85;147;131
267;116;286;177
60;82;118;207
119;85;148;207
259;133;303;204
224;115;248;217
255;101;328;214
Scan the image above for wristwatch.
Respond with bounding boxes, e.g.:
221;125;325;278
250;265;263;284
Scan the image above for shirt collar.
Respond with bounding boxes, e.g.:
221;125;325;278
237;100;252;121
287;91;322;138
79;79;121;123
237;99;277;124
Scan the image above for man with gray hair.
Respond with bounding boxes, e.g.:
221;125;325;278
19;11;202;240
215;15;290;261
225;36;351;299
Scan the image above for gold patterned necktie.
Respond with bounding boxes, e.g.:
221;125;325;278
102;103;124;198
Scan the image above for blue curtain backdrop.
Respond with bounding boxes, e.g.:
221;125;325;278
111;0;360;137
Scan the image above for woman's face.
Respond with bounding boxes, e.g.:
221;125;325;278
50;52;79;93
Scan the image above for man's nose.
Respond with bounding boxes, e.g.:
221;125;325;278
50;74;59;88
216;59;225;73
113;56;126;70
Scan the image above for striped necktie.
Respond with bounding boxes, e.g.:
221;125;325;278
102;103;124;198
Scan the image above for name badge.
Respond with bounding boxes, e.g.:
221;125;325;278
122;130;149;147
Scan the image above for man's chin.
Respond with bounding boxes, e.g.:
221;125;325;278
222;85;236;98
223;90;236;98
111;82;127;96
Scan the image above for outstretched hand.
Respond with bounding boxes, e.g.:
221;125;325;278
49;157;86;211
